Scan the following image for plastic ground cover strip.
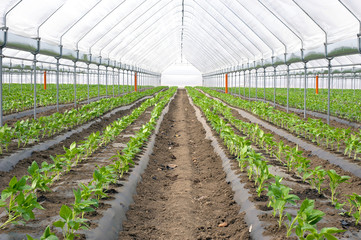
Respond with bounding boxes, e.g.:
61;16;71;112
83;90;176;239
0;95;154;172
203;90;361;179
187;89;269;240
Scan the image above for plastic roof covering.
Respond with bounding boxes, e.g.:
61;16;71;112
0;0;361;73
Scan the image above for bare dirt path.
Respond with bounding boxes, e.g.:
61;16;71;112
118;89;250;239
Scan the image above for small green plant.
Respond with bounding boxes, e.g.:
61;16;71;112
72;189;98;219
285;199;344;239
110;151;134;177
255;162;273;197
28;161;52;192
267;176;300;228
326;169;350;205
26;225;59;240
53;205;88;240
309;166;327;194
0;176;43;229
347;193;361;225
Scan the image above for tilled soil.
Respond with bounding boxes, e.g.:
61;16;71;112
203;90;361;238
0;104;155;237
0;98;146;191
118;89;250;240
224;90;360;131
3;95;110;126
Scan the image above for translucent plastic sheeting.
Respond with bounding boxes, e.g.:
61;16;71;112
0;0;361;74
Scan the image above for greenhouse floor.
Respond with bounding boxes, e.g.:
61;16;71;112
1;88;361;239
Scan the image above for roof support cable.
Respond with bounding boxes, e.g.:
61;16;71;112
104;0;173;58
59;0;102;46
194;1;260;59
76;0;127;52
291;0;332;123
187;12;251;60
184;33;230;68
88;0;149;54
0;0;22;126
37;3;64;39
338;0;361;53
2;0;22;29
235;0;287;55
291;0;328;54
258;1;304;113
258;0;304;51
187;21;245;60
180;0;185;63
214;0;272;60
222;0;276;58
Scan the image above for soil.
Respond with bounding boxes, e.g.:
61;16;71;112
0;91;158;158
273;105;360;132
0;101;155;238
1;87;360;239
118;89;250;240
202;90;361;238
224;89;360;131
3;95;109;125
0;98;146;191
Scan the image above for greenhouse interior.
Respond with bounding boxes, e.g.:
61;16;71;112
0;0;361;239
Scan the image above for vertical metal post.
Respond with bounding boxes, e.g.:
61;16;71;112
87;63;90;104
33;54;37;119
126;70;129;93
118;68;120;95
249;69;251;99
238;71;241;97
255;69;258;99
112;67;115;97
304;62;307;118
73;61;77;108
8;62;11;92
97;65;100;98
341;72;344;95
263;68;266;102
286;64;290;113
273;67;276;107
225;73;228;93
353;69;356;96
0;48;3;126
56;58;60;111
105;66;108;97
21;63;23;94
122;69;125;94
327;59;331;125
243;70;246;97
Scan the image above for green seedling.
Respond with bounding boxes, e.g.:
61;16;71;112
0;176;43;229
26;225;59;240
53;205;88;240
267;176;300;228
326;169;350;205
347;193;361;225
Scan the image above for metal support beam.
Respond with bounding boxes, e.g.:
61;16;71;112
304;62;307;118
286;64;290;113
327;59;332;125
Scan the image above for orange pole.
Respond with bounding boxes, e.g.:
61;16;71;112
134;72;137;92
225;73;228;93
44;71;47;90
316;75;319;94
